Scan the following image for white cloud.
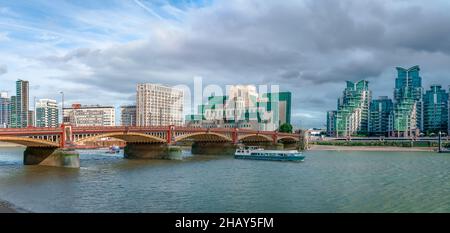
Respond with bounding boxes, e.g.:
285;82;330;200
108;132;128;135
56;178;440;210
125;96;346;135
0;32;9;41
0;65;7;75
2;0;450;128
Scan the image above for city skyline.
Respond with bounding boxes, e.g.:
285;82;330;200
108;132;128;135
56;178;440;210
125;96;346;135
327;65;450;137
2;1;450;128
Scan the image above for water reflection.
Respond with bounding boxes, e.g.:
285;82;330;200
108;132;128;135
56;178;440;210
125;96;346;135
1;148;450;213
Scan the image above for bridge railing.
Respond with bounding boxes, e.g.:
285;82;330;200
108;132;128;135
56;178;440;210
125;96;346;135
0;125;301;137
0;127;62;135
71;126;170;132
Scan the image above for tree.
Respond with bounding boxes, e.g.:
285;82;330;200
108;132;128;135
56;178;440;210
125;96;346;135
278;123;293;133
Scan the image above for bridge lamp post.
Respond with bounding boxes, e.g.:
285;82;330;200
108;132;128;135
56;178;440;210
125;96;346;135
33;96;36;127
60;91;64;125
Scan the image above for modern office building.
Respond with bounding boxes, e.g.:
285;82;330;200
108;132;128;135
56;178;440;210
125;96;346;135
0;92;10;128
121;105;136;126
262;92;291;127
9;79;30;128
326;110;337;137
369;96;393;136
35;99;59;127
422;85;448;135
28;110;34;127
136;83;184;126
63;104;115;127
392;66;423;137
185;85;291;131
448;85;450;136
332;80;371;137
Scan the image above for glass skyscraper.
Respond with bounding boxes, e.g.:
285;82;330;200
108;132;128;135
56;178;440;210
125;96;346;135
0;92;10;128
369;96;393;136
392;66;423;137
326;110;337;137
9;79;29;128
332;80;371;137
422;85;448;135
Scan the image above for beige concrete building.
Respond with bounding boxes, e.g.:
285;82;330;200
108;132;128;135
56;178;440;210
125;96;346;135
63;104;115;127
136;83;184;126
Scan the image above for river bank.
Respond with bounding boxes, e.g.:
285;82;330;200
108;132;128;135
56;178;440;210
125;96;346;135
309;145;436;152
0;200;18;213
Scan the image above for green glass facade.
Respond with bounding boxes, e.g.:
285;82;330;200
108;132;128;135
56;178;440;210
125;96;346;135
261;92;291;126
326;65;450;138
369;96;393;136
0;95;10;128
332;80;371;137
393;66;423;136
185;91;291;130
9;80;29;128
422;85;448;135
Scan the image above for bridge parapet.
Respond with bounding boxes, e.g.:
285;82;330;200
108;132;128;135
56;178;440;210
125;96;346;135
0;125;302;148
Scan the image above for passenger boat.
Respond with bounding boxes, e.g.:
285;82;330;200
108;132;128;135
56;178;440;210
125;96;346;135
234;146;305;162
106;145;120;154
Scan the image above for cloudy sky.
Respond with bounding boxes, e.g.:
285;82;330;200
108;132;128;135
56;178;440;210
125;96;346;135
1;0;450;128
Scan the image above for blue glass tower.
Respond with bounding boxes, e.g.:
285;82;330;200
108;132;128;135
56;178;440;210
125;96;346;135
423;85;448;135
369;96;393;136
392;66;423;137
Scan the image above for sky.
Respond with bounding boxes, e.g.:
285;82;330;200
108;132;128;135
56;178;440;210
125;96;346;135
1;0;450;129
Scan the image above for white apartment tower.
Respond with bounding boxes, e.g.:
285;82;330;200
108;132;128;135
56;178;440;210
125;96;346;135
136;83;184;126
35;99;59;127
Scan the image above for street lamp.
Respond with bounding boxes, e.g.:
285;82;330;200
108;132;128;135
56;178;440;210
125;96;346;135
33;96;36;127
60;91;64;125
438;131;442;153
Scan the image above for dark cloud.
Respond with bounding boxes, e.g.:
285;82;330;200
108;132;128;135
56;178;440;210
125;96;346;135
38;0;450;128
0;65;7;75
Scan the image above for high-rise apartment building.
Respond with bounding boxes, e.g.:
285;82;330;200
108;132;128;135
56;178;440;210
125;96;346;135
0;92;10;128
326;110;337;137
9;80;29;128
392;66;423;137
63;104;115;127
136;84;184;126
332;80;371;137
422;85;448;135
448;85;450;136
28;110;34;127
36;99;59;127
369;96;393;136
121;105;136;126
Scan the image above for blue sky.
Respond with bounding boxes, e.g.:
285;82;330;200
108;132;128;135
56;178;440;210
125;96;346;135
0;0;212;123
1;0;450;128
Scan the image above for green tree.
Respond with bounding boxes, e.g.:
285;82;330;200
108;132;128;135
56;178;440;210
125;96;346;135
278;123;293;133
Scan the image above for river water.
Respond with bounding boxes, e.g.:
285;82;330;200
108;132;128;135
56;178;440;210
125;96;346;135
1;147;450;213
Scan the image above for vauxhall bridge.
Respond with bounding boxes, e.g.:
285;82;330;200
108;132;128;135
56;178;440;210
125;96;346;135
0;125;302;168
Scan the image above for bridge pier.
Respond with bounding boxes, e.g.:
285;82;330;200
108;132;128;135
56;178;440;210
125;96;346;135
23;147;80;168
281;141;299;150
191;142;238;155
124;143;182;160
